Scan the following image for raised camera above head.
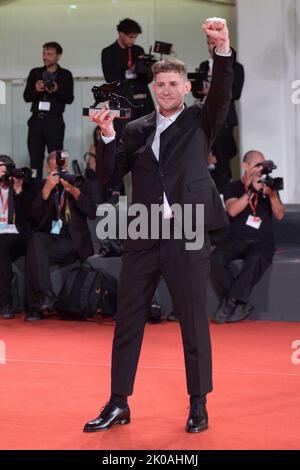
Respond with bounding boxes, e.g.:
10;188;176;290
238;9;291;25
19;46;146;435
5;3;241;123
82;81;133;119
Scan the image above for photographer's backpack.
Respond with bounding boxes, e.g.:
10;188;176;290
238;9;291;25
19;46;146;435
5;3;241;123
56;265;118;320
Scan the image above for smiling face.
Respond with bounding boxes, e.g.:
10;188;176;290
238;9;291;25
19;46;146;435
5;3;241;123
152;71;191;117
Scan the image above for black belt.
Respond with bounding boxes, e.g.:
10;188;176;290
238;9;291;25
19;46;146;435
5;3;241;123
33;112;63;119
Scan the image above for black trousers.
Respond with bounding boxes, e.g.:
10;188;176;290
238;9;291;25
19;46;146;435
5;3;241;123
25;232;78;308
210;237;275;303
0;234;28;307
27;114;65;178
111;236;212;397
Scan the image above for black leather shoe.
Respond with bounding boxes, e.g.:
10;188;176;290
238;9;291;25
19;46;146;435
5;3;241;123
0;305;16;319
226;302;254;323
25;311;44;322
36;290;57;312
212;298;236;324
83;403;130;432
186;403;208;433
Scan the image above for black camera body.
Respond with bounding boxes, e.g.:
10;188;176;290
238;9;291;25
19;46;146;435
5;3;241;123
188;71;210;98
257;160;284;192
53;150;83;186
42;71;56;91
0;162;33;183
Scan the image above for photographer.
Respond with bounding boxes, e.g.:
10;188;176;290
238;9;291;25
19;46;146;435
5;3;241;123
101;18;155;142
211;150;284;324
0;155;36;319
23;42;74;179
25;150;96;321
193;37;244;193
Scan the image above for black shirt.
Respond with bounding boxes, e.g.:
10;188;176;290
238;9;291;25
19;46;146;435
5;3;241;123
23;65;74;115
224;180;274;241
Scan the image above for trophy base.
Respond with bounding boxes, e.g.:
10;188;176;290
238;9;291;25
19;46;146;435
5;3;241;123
82;107;131;119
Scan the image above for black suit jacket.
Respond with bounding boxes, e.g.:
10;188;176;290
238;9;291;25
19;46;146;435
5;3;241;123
30;180;96;260
97;52;235;251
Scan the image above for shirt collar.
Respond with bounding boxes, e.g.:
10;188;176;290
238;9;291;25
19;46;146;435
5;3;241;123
156;105;184;126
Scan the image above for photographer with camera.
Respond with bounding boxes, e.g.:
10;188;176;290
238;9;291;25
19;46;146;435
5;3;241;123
25;150;96;321
23;42;74;179
193;37;244;193
211;150;284;324
0;155;37;319
101;18;155;140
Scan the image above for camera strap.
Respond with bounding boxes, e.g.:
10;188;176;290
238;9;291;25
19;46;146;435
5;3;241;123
248;193;259;216
127;47;132;69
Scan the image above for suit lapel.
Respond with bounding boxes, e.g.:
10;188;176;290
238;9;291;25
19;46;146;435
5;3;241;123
141;111;158;165
159;107;188;167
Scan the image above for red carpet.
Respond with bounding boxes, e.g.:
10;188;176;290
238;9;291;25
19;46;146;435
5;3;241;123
0;316;300;450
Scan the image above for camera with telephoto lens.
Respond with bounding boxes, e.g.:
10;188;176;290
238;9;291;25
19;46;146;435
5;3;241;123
256;160;284;192
54;150;84;186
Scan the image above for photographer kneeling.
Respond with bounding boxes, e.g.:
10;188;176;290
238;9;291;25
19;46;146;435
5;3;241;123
25;150;96;321
0;155;36;319
211;150;285;324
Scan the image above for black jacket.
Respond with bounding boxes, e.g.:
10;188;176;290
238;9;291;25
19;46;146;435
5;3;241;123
4;180;37;236
195;59;244;128
23;64;74;115
30;179;96;260
97;52;235;251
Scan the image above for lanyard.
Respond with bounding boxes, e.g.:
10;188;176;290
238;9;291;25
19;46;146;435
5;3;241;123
243;180;259;216
127;47;132;69
0;188;9;222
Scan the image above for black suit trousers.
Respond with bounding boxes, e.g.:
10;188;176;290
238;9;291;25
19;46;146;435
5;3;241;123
27;114;65;178
0;233;28;306
210;237;275;303
25;232;78;308
111;236;212;397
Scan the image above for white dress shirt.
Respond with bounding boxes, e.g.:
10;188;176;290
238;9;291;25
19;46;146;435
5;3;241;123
151;106;184;218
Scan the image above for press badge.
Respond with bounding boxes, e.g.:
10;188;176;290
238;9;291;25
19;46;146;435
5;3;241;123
51;219;62;235
125;69;137;80
38;101;51;111
246;215;262;230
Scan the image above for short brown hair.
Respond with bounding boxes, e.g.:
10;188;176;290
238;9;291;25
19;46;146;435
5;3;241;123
152;58;187;80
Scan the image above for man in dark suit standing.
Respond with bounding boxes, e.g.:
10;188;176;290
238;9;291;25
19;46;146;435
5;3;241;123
23;42;74;179
83;18;234;433
193;37;244;193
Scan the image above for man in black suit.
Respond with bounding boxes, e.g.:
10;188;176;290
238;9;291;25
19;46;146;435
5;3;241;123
23;42;74;178
83;18;234;433
25;150;96;321
193;37;244;193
